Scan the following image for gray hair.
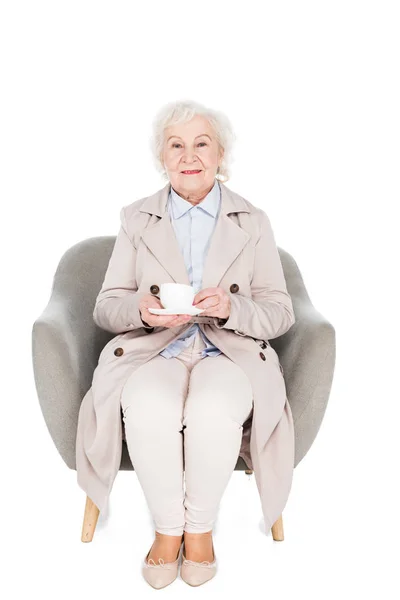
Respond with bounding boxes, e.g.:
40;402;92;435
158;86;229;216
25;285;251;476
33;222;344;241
149;99;236;183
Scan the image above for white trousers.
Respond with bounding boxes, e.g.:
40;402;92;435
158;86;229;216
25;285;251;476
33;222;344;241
120;329;253;535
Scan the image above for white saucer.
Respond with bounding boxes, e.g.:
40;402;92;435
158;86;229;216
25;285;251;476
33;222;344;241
148;306;205;316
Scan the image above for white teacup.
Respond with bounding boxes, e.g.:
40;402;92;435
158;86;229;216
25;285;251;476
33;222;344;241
160;283;195;310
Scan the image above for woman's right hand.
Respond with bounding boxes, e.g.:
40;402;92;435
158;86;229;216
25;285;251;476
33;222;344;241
139;293;193;329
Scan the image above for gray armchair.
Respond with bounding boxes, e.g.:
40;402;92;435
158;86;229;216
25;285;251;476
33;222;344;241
32;236;336;542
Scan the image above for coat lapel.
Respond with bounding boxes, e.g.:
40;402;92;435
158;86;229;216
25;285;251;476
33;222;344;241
139;181;251;290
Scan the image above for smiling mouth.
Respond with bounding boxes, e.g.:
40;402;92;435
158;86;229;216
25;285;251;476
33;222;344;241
181;170;202;174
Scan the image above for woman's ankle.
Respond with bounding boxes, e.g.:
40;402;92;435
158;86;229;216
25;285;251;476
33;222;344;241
155;531;184;543
184;529;213;538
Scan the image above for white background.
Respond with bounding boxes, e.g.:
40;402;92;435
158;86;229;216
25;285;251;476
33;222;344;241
1;1;399;597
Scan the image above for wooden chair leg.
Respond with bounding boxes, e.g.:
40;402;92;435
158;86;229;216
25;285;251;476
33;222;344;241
271;514;284;541
81;495;100;542
244;471;284;540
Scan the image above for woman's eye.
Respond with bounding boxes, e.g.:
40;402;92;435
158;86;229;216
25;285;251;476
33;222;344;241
172;142;207;148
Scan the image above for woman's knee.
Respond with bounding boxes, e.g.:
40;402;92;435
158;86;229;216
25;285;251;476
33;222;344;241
184;387;253;429
122;387;185;428
185;358;253;426
121;357;188;429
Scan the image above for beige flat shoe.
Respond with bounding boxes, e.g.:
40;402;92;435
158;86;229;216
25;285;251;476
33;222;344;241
180;540;217;586
142;536;184;589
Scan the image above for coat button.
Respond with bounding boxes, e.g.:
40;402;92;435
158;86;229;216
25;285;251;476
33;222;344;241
260;341;267;349
114;347;124;357
150;284;160;295
230;283;239;293
259;352;266;361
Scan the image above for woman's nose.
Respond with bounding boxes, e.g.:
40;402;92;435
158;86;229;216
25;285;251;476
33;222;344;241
183;150;198;162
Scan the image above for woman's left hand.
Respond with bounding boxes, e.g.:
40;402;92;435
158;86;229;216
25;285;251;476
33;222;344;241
192;287;231;319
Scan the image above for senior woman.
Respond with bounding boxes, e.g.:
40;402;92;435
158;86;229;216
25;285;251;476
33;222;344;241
121;101;254;588
86;99;296;589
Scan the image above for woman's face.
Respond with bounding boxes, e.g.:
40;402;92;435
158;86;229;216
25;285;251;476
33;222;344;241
162;115;223;202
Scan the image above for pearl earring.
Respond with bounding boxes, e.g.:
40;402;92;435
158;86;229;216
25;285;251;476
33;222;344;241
216;165;225;182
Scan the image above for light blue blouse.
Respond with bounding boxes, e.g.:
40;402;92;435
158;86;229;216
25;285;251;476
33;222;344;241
160;179;223;359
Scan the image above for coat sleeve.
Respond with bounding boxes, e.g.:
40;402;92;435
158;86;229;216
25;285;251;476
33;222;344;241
93;207;154;334
212;209;295;340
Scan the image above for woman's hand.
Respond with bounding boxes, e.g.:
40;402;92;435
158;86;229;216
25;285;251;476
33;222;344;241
192;287;231;319
139;294;192;329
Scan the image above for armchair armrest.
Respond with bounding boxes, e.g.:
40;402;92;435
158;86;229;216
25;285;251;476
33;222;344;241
276;293;336;466
32;291;107;470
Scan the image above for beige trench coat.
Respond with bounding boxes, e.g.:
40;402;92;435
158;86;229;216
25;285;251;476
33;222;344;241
76;180;296;533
